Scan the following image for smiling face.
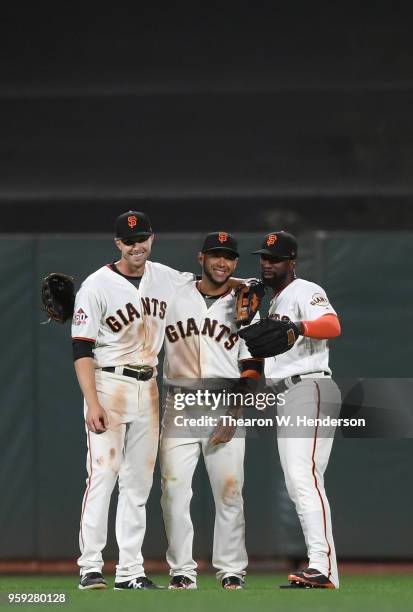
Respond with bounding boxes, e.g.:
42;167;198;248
199;250;238;288
115;234;154;276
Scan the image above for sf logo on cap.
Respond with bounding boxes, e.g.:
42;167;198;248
128;215;138;229
267;234;278;246
218;232;228;243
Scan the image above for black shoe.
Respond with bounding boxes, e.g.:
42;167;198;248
79;572;107;590
114;576;161;590
287;568;335;589
222;576;245;590
168;575;197;590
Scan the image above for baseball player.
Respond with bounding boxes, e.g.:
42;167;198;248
239;231;342;589
72;211;194;590
160;232;263;590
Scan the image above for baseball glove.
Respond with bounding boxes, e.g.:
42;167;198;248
235;280;265;327
41;273;75;324
238;318;301;358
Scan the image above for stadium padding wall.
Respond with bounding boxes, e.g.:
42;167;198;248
1;232;412;560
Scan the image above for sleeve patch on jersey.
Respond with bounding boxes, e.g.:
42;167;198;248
73;307;89;325
309;292;330;307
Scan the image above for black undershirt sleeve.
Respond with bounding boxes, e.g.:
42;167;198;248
72;339;95;361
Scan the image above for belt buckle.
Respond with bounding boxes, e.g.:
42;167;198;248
285;375;301;389
276;375;301;394
283;377;292;389
126;364;154;381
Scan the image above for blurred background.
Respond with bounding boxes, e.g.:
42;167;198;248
1;3;412;573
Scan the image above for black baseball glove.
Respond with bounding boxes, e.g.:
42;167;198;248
234;280;265;327
41;272;75;324
238;318;301;358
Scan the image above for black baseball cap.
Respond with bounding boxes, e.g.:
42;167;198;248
201;232;239;257
252;231;298;260
114;210;153;240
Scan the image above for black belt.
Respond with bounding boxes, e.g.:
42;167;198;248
275;372;330;394
102;366;154;381
275;375;302;394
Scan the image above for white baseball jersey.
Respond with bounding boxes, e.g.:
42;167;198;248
72;261;193;368
265;278;337;379
161;281;254;582
163;282;256;379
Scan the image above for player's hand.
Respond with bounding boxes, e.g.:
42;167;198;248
210;423;235;445
86;403;109;434
209;419;237;446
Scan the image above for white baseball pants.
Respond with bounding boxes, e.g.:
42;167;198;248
77;370;159;582
276;376;341;587
160;432;247;581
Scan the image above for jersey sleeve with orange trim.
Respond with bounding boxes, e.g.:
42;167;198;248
299;283;337;321
71;283;102;342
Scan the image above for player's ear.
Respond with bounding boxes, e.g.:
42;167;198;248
149;233;155;246
114;238;122;252
198;252;204;266
289;260;297;276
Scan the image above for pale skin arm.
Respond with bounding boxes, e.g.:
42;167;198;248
74;357;109;434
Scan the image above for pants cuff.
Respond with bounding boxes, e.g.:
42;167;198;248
170;570;197;579
79;566;103;577
217;571;247;581
115;572;146;582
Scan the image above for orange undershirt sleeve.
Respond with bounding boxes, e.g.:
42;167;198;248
301;314;341;339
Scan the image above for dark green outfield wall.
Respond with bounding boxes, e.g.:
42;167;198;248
1;232;412;560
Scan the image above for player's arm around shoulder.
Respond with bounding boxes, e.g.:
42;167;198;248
150;261;195;286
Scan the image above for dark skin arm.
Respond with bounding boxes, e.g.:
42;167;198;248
209;407;242;446
209;360;263;446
